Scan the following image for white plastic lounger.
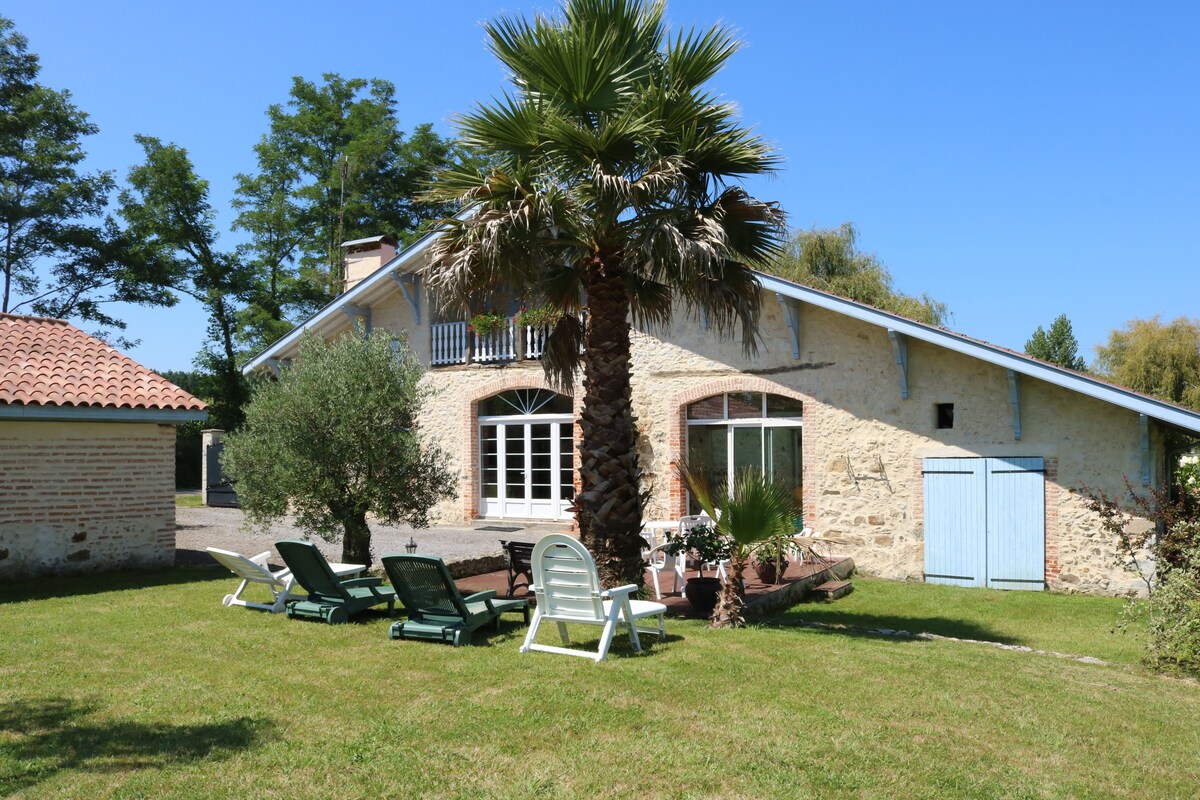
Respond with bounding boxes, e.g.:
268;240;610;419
207;547;366;613
206;548;295;613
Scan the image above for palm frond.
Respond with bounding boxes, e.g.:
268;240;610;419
453;95;545;161
666;25;740;92
540;310;586;391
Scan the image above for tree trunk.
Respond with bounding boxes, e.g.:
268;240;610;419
340;509;374;569
710;553;748;628
576;250;645;589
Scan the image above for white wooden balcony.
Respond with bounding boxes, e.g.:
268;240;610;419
430;313;585;367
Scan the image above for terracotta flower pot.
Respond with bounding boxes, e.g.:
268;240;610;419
754;559;788;584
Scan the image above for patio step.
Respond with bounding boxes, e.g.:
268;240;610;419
812;580;853;601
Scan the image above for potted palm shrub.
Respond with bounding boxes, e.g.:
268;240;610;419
663;521;730;615
676;465;800;628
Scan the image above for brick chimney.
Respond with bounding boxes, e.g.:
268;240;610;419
341;235;398;293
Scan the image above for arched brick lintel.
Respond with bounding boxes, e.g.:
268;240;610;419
664;377;813;519
458;373;581;521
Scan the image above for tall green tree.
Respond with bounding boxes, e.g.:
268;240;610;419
768;224;949;325
232;74;473;348
119;136;253;429
1025;313;1086;371
424;0;784;587
0;16;172;343
1095;316;1200;411
221;331;455;567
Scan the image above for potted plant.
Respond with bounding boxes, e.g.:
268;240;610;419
752;534;802;585
664;522;730;615
514;306;558;329
676;464;800;628
468;312;510;337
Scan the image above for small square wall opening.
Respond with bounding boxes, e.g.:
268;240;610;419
936;403;955;429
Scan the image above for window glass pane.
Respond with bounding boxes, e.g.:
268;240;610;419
686;395;726;420
479;389;572;416
687;425;728;514
732;427;763;474
766;426;804;515
727;392;763;419
765;394;804;418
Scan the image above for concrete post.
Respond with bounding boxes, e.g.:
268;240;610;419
201;429;224;506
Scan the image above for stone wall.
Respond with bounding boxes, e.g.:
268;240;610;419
625;303;1159;597
320;279;1160;597
0;420;176;578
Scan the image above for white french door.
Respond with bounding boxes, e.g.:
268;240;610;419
480;415;575;519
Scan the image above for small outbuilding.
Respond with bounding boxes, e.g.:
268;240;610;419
0;313;207;579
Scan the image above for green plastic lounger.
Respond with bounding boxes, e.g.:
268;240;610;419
381;554;530;646
276;540;396;624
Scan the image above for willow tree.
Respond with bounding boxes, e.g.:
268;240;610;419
423;0;783;587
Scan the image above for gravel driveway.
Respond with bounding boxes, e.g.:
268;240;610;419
176;505;572;570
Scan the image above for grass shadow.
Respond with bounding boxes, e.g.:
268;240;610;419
0;567;228;605
766;602;1022;645
0;697;270;795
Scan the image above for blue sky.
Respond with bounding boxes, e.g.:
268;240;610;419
6;1;1198;373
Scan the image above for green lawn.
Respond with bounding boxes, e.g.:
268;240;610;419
1;569;1197;799
174;493;203;508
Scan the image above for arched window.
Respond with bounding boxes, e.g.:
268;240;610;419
685;392;803;511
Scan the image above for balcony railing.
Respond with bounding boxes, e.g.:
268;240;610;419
475;321;516;362
525;324;550;359
430;315;582;367
431;321;469;366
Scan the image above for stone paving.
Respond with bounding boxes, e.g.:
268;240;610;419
175;505;573;570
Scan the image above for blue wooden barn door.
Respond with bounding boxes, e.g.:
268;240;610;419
985;457;1045;590
923;458;987;587
923;457;1045;591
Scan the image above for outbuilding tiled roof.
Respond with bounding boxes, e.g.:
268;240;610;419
0;313;207;412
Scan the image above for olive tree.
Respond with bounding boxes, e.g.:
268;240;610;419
222;330;454;567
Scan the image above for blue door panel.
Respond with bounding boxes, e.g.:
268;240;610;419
985;457;1045;590
923;458;986;588
923;457;1046;591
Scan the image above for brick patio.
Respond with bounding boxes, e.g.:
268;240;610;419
455;554;855;619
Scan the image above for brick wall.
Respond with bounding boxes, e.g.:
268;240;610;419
0;420;176;579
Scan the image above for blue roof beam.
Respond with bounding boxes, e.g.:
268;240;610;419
775;293;801;360
1007;369;1022;440
1140;414;1150;486
888;329;909;400
341;305;372;335
391;271;421;325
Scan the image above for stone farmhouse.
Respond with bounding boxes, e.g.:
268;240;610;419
244;235;1200;597
0;314;207;578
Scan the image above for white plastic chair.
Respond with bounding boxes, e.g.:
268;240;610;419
645;542;687;600
520;534;667;662
206;548;295;613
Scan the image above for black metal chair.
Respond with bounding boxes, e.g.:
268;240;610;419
500;540;536;597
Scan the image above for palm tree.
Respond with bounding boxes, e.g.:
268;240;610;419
678;465;798;627
424;0;783;588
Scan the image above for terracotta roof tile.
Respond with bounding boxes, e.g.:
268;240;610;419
0;313;207;412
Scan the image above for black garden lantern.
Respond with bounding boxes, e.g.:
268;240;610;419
405;537;418;554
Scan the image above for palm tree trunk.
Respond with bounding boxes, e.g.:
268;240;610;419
711;553;748;628
576;251;645;589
